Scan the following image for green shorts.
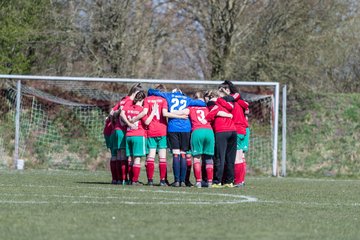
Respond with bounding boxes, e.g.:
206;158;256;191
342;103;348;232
104;134;112;149
147;136;167;150
126;136;146;157
243;128;250;152
111;130;126;150
190;128;215;156
237;134;246;150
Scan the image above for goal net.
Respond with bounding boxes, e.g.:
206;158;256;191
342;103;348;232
0;76;278;175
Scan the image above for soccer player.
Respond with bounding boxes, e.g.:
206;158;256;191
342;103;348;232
148;88;206;187
103;115;117;184
205;88;237;188
179;92;215;188
220;80;250;187
142;84;170;186
110;83;143;185
120;90;147;185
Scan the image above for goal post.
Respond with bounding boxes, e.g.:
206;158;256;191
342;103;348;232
0;74;283;176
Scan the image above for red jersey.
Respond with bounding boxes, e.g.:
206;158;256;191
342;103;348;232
112;96;133;111
103;117;113;136
113;96;133;131
205;101;236;133
216;98;246;134
188;106;212;131
122;104;147;137
143;96;168;137
231;93;249;128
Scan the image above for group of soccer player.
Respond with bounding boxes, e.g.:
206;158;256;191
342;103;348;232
103;80;250;188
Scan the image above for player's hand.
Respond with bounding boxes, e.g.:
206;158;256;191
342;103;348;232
178;114;188;119
128;123;136;129
199;119;207;124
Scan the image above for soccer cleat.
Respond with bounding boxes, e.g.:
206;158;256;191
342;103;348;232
195;182;202;188
234;183;244;188
171;181;180;187
131;181;143;186
147;180;154;186
223;183;234;188
111;180;117;185
207;182;212;188
211;183;223;188
185;181;194;187
159;180;167;187
180;182;187;187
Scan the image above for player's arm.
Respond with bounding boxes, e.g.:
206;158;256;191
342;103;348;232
162;109;188;119
216;98;234;112
129;108;148;123
144;102;158;126
237;99;249;110
148;89;168;99
187;97;206;107
120;110;136;129
205;105;220;122
217;111;233;118
171;108;190;116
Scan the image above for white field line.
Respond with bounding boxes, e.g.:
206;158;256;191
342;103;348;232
1;183;360;207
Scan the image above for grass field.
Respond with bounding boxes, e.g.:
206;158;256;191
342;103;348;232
0;170;360;240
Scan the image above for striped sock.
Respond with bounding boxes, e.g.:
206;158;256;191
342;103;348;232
146;157;155;181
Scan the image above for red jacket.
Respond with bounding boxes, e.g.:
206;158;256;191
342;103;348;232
205;101;236;133
216;98;246;135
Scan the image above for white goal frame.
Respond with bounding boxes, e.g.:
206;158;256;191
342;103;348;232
0;74;284;176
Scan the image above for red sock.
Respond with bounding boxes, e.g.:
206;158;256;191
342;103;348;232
110;161;117;181
146;157;155;181
159;158;167;180
193;161;202;182
206;163;213;183
132;163;141;182
121;160;128;181
234;163;242;184
185;155;192;182
240;161;247;183
116;161;122;181
128;160;133;182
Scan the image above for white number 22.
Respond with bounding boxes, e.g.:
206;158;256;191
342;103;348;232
170;98;187;112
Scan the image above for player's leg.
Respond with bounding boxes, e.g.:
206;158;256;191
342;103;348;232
110;131;119;184
240;128;251;185
157;137;168;186
193;155;202;188
234;134;245;187
146;138;157;186
202;129;215;188
213;132;227;187
168;132;181;187
130;136;146;185
179;132;191;187
223;131;237;187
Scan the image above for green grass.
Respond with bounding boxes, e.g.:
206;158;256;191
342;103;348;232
1;170;360;240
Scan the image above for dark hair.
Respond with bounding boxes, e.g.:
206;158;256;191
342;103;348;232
222;80;238;94
133;90;146;104
155;84;167;92
204;90;219;100
128;83;143;96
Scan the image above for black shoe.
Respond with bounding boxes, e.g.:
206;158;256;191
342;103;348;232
131;181;143;186
159;180;167;187
171;181;180;187
185;181;193;187
147;180;154;186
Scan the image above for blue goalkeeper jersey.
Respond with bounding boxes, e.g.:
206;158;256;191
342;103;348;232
148;89;206;132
